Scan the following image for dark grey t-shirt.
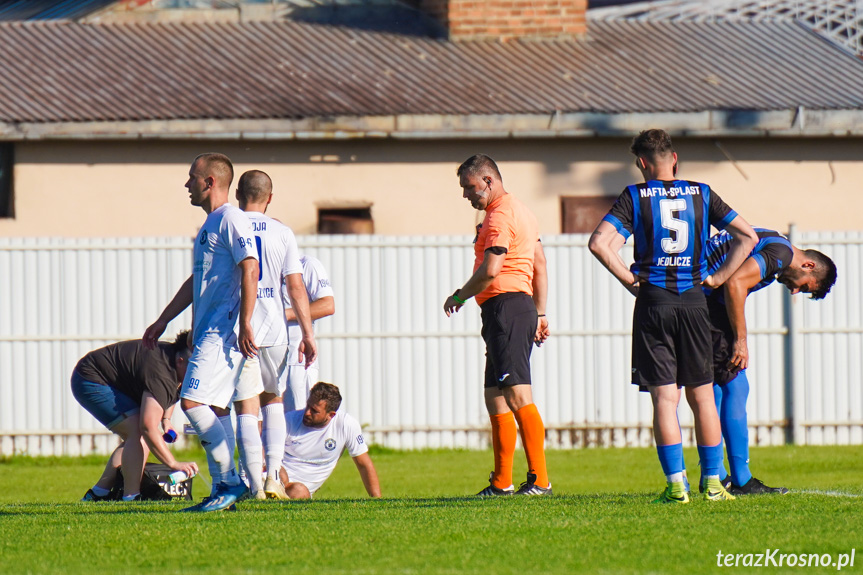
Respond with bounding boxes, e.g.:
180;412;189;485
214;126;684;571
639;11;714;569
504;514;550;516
74;340;181;410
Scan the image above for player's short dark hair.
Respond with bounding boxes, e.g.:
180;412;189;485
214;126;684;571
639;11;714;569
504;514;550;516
457;154;503;181
630;129;675;160
170;330;192;357
807;249;837;300
237;170;273;203
194;153;234;187
309;382;342;413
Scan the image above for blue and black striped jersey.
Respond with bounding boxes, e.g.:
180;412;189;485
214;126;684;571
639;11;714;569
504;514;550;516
602;179;738;294
704;227;793;301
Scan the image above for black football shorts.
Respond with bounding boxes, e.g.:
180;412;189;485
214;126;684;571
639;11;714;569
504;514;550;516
632;285;713;388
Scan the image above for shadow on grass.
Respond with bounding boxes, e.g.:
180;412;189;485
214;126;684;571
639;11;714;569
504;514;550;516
8;490;849;518
0;493;656;516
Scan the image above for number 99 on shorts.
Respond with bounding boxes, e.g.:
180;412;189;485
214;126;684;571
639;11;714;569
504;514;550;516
187;378;201;390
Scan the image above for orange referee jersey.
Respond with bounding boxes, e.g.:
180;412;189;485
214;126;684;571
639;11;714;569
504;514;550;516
473;193;539;306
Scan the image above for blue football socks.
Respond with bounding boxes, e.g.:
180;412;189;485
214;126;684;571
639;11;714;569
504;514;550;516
656;442;685;483
719;371;753;487
697;442;724;478
712;383;729;481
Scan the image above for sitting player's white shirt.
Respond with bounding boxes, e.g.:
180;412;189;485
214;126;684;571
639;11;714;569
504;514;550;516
282;408;367;495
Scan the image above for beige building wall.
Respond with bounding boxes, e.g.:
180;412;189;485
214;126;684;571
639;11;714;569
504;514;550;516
3;137;862;238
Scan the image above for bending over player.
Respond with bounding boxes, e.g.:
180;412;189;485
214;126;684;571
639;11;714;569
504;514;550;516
702;228;837;494
73;331;198;501
278;382;380;499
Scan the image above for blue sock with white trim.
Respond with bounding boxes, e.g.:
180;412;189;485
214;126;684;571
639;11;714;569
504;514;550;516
697;442;724;480
720;372;752;487
656;443;685;483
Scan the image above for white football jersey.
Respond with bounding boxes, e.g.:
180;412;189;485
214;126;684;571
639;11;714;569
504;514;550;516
281;408;367;494
246;212;302;348
192;204;257;347
283;255;335;366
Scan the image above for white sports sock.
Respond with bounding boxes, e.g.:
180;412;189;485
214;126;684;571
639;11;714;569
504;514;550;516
218;414;236;477
223;414;250;486
204;449;219;489
236;413;264;494
185;405;239;487
262;403;287;481
666;472;685;483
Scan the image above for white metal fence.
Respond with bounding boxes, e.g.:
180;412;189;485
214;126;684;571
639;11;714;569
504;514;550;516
0;231;861;455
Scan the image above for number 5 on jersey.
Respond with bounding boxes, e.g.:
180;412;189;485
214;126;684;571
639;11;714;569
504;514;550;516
659;198;689;254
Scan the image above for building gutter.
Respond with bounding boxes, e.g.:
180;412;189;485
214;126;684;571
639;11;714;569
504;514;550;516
2;108;863;141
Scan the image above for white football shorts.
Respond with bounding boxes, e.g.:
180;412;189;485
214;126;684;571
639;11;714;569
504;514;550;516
234;345;289;402
281;459;325;496
181;334;246;409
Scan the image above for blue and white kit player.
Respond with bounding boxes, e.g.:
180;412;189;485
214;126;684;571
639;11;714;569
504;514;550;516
282;254;335;413
144;153;259;512
232;169;317;500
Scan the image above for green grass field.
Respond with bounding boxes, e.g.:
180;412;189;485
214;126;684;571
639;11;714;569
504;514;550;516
1;445;861;574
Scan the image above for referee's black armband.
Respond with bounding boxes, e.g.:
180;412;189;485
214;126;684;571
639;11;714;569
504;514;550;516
485;246;508;256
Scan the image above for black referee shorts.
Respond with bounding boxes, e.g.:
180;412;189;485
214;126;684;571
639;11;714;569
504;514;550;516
480;292;536;389
632;284;713;388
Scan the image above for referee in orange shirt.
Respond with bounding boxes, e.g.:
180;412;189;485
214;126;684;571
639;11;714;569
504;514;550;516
443;154;551;496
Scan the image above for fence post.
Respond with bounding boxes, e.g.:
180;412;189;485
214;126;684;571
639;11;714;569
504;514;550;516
787;224;806;445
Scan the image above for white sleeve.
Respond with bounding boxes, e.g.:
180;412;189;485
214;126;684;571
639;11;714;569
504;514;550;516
343;414;368;458
305;258;335;302
281;227;303;277
225;210;257;265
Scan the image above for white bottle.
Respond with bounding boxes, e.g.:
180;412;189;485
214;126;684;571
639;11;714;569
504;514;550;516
168;470;197;485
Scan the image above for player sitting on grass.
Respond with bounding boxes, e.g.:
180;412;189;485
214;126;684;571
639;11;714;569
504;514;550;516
278;382;380;499
73;331;199;502
698;228;837;495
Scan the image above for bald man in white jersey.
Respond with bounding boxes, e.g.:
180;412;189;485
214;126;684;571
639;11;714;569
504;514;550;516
232;170;316;500
143;152;259;513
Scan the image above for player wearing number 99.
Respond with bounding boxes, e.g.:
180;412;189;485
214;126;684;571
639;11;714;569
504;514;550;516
143;153;260;512
589;129;758;504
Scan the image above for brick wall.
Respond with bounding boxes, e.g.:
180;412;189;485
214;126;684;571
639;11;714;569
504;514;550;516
418;0;587;41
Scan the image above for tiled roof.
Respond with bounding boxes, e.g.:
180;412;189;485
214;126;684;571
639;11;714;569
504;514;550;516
1;18;863;125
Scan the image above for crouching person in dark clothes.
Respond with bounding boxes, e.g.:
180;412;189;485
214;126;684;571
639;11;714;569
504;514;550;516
72;330;199;501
